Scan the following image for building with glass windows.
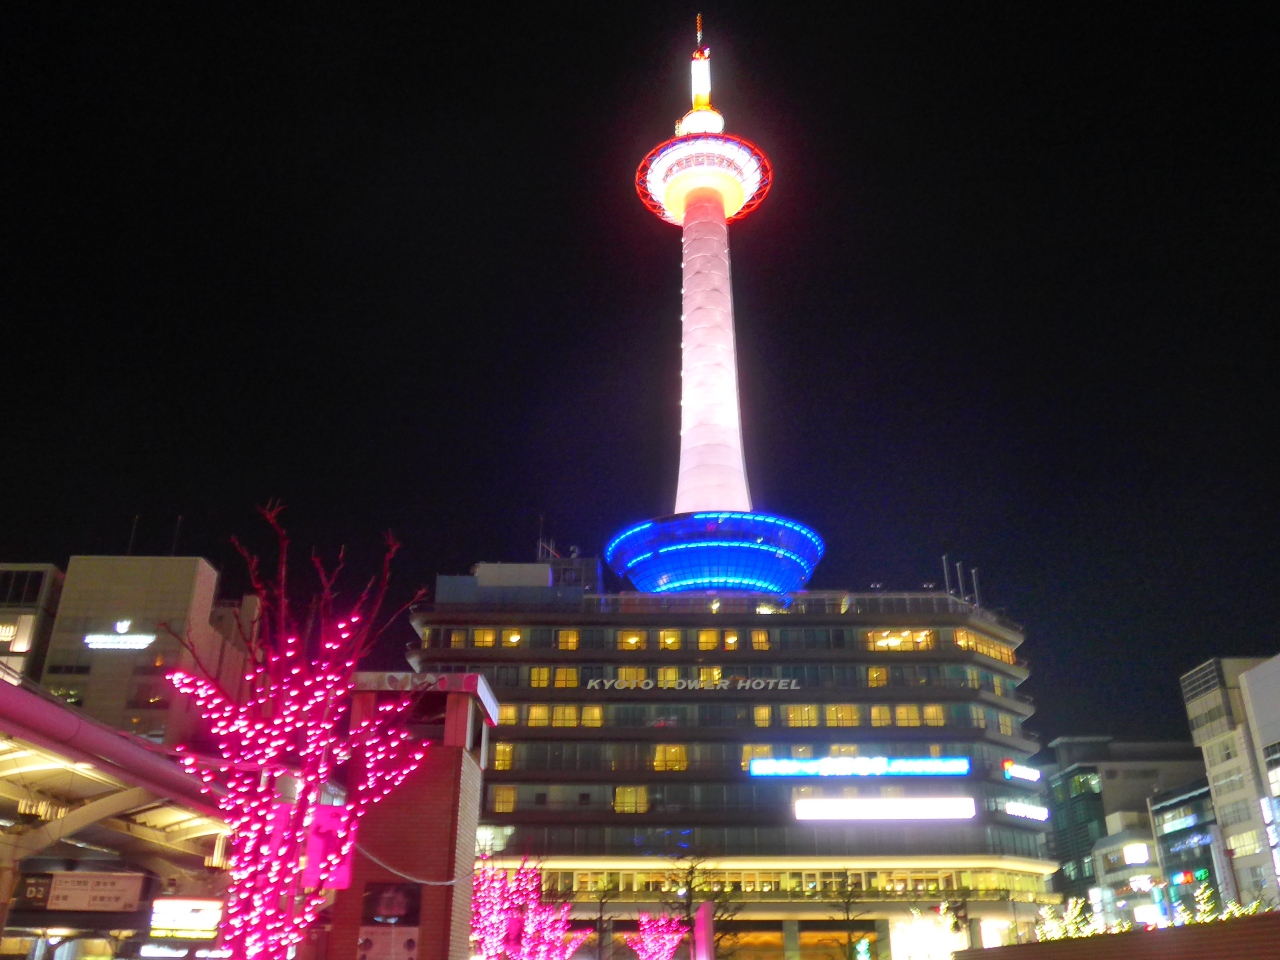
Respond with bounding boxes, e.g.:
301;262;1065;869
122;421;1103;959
1148;778;1232;914
1040;737;1203;903
409;565;1059;953
1180;657;1280;904
0;563;63;681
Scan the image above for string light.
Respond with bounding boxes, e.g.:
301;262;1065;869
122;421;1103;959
168;519;425;960
623;913;687;960
471;860;590;960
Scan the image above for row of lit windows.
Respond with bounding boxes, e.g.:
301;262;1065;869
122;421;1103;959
496;702;1020;735
492;740;957;772
535;868;1046;896
428;661;1019;696
434;625;1016;661
485;823;1046;861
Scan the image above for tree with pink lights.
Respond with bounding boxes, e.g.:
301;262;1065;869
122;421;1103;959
167;503;426;960
624;913;688;960
472;859;591;960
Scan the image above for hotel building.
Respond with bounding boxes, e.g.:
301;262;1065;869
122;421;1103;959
409;562;1058;953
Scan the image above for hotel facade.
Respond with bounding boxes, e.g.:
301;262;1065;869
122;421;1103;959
409;564;1058;953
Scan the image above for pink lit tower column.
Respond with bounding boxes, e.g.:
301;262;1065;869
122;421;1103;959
606;20;824;595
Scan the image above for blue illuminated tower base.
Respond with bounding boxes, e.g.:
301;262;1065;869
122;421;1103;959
605;512;824;595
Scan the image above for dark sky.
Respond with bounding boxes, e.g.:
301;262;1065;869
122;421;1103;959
3;4;1277;744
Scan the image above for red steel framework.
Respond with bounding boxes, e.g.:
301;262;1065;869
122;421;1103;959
635;132;774;226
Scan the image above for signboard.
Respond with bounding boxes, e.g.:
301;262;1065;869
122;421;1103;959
357;882;421;960
150;898;223;939
355;671;499;726
15;872;145;912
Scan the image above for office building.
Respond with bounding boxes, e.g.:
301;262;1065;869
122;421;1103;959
411;563;1057;955
38;556;256;744
1180;658;1280;903
0;563;64;681
1148;778;1233;910
1040;737;1203;902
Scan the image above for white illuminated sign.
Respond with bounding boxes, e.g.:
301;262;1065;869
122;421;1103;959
141;947;189;958
1002;759;1042;782
751;757;971;777
150;898;222;940
1004;801;1050;821
1122;843;1151;865
84;619;156;650
794;797;977;821
1128;875;1155;893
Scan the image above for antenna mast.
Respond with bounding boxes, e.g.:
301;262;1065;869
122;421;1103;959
696;13;703;45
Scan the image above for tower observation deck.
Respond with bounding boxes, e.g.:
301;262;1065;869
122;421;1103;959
606;23;824;595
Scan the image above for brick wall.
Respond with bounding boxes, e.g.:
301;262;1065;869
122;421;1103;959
328;744;483;960
951;912;1280;960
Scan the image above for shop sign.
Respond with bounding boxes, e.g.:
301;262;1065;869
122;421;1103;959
585;677;803;691
150;898;223;939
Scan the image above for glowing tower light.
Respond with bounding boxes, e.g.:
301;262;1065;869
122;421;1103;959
607;20;824;595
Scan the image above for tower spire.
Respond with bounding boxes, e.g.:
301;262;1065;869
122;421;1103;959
696;13;703;46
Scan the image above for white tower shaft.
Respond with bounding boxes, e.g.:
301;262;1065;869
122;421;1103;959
674;187;752;514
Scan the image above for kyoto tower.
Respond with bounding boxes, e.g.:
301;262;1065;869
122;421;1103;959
606;19;824;594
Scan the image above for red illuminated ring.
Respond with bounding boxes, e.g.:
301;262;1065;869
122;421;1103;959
635;133;773;226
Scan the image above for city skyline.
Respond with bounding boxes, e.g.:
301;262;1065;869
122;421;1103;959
2;4;1275;744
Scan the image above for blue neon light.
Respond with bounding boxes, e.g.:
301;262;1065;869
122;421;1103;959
605;512;824;595
749;757;971;777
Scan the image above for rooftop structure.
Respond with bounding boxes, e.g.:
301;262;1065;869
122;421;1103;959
606;22;823;596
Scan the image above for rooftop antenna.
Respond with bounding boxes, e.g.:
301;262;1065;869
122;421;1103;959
971;568;982;607
955;560;966;602
696;12;703;45
127;515;139;556
942;554;952;595
170;515;183;556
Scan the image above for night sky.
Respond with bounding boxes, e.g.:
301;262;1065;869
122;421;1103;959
3;5;1276;745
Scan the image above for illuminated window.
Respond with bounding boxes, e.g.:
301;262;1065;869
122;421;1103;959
554;667;579;688
825;704;860;727
724;630;739;651
653;744;688;771
970;705;987;729
1227;830;1262;857
659;630;682;650
501;629;523;647
752;630;770;651
614;786;649;813
742;744;772;770
954;628;1016;664
830;744;860;758
895;705;921;727
791;744;814;759
785;705;819;728
527;705;550;727
753;705;772;728
867;667;888;688
530;667;554;688
700;666;722;685
449;629;467;649
929;744;942;757
473;629;496;648
494;742;513;770
998;713;1014;736
865;629;935;651
992;675;1006;697
552;705;579;727
966;668;981;689
558;629;579;650
618;630;647;651
493;785;516;813
923;705;946;727
498;704;518;726
698;629;718;650
617;666;647;684
881;786;905;798
657;666;680;688
582;705;603;727
871;705;892;727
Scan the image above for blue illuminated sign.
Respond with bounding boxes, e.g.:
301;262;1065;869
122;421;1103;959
749;756;971;777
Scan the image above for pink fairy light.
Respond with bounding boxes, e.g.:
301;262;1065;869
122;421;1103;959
168;511;425;960
471;860;590;960
624;914;688;960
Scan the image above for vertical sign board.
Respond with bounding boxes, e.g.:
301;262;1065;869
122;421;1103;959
357;883;421;960
693;901;714;960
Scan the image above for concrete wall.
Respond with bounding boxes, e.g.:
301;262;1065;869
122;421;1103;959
951;911;1280;959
